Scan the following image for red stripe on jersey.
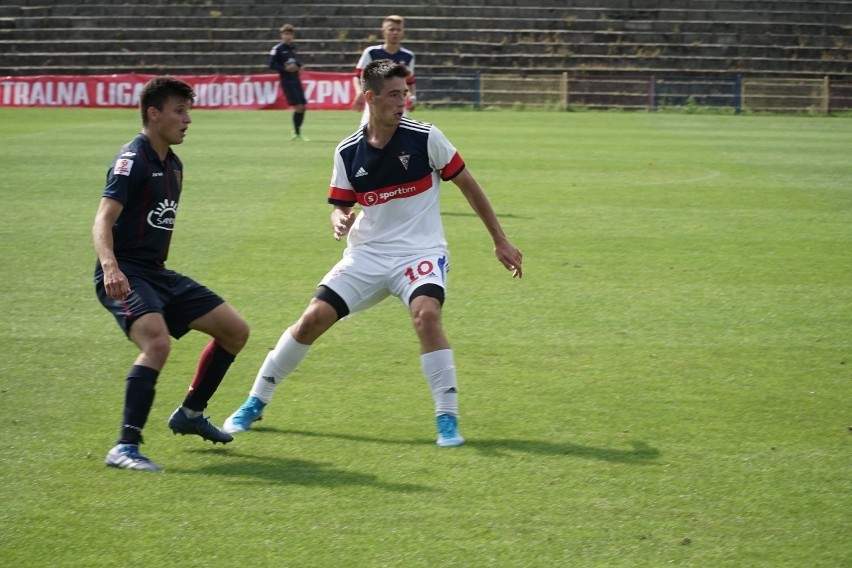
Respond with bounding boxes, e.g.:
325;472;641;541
440;152;465;181
355;174;432;207
329;186;357;203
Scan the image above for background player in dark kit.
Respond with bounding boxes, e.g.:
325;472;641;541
269;23;308;140
93;76;250;471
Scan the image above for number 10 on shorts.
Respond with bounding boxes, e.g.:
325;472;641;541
403;255;448;284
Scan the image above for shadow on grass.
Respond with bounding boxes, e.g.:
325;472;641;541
263;428;661;464
442;211;530;219
169;450;434;492
471;438;660;463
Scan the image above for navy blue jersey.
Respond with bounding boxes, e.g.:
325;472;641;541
100;133;182;269
269;42;301;82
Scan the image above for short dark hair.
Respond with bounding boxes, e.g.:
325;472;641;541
280;23;294;33
139;76;195;125
361;59;411;95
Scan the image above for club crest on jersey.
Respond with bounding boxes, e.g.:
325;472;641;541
113;159;133;176
147;199;177;231
398;153;411;170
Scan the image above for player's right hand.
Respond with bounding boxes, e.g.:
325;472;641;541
332;211;356;241
103;268;131;300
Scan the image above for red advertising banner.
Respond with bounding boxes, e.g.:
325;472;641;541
0;72;356;110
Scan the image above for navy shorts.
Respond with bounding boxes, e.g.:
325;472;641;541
95;264;224;339
282;79;307;106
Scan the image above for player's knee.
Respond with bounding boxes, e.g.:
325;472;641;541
410;300;442;335
235;319;250;349
299;307;336;331
143;335;171;364
291;299;338;343
222;318;250;354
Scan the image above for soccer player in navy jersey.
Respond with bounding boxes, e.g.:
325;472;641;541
93;76;250;471
270;23;308;140
352;15;417;124
225;60;522;447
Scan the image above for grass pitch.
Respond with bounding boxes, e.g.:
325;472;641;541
0;107;849;567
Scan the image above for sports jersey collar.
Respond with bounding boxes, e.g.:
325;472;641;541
136;133;176;163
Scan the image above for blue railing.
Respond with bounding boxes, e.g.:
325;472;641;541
417;73;852;113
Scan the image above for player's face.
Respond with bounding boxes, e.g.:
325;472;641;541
371;77;408;126
281;30;294;41
382;22;404;46
151;96;192;146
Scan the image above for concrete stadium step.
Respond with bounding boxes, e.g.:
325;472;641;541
3;25;846;49
3;50;846;78
9;1;847;24
4;19;847;43
8;37;837;63
0;1;849;80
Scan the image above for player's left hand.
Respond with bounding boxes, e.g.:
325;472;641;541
495;240;523;278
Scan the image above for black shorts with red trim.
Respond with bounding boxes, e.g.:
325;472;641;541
95;262;224;339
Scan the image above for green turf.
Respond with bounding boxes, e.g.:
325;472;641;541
0;107;849;567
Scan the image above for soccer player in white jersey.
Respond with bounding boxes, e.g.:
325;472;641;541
352;15;416;124
224;60;523;447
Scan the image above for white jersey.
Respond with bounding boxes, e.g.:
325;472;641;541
355;45;415;77
328;118;465;257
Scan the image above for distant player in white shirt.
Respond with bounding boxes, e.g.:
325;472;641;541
352;15;416;124
224;60;523;447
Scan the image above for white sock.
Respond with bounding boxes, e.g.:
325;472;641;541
250;328;310;403
180;406;202;419
421;349;459;417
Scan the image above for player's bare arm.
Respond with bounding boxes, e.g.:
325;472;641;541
452;169;523;278
331;205;356;241
352;77;365;110
407;84;417;111
92;197;132;299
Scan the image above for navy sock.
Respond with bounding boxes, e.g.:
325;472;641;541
118;365;159;445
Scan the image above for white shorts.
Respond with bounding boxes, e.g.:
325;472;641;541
319;249;449;314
